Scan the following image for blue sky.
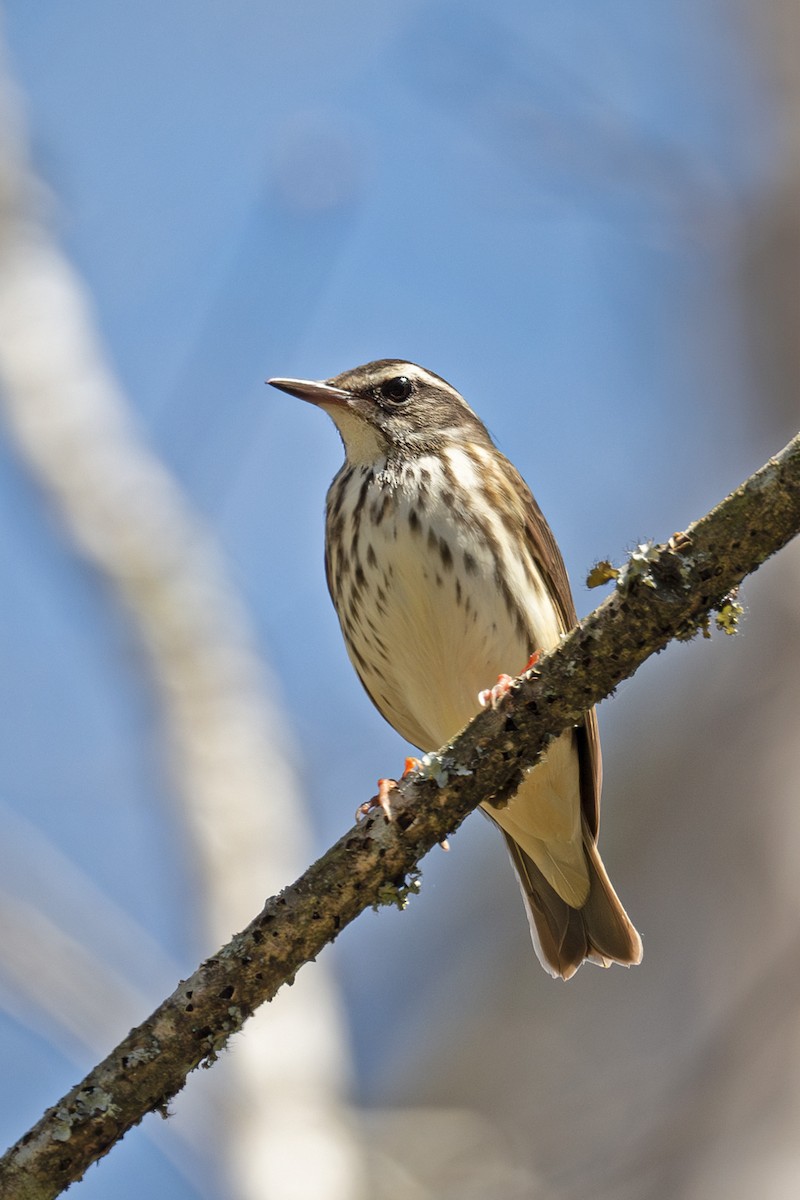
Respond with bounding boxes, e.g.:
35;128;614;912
0;3;791;1196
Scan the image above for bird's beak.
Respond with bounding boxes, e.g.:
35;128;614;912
267;377;353;408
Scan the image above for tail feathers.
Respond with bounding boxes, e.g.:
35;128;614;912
504;819;642;980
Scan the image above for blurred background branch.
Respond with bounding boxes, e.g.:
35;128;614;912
0;29;366;1200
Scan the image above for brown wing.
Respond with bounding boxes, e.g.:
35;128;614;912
517;464;602;838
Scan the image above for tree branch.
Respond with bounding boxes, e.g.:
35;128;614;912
2;431;800;1200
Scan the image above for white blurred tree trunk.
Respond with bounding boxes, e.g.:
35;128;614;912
0;30;366;1200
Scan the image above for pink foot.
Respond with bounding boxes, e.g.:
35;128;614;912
478;673;514;709
355;757;450;850
478;652;540;709
356;776;396;822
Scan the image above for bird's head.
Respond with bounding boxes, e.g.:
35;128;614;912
269;359;491;465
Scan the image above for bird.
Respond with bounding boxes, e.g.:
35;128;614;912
269;360;642;979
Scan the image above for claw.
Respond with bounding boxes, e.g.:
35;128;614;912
375;777;395;817
355;758;450;851
356;777;396;822
479;652;541;709
478;673;514;709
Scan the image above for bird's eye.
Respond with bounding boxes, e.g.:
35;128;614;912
379;376;412;404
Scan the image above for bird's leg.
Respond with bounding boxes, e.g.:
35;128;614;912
355;759;419;821
478;652;540;710
478;674;514;709
356;778;395;822
355;757;450;850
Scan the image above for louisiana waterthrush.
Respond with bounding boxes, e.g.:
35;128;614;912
269;360;641;979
